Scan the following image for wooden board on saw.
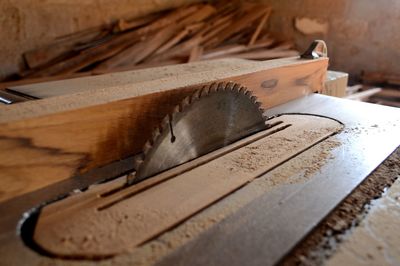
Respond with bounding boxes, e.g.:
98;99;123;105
33;114;342;258
0;56;328;203
6;58;260;99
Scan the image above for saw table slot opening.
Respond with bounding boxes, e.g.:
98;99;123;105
97;120;286;199
97;121;290;210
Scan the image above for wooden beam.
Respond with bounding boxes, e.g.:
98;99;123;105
229;49;299;60
188;45;203;62
0;57;328;203
346;88;382;101
248;9;271;46
8;58;249;98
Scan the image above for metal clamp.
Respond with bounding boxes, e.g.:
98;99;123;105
301;40;328;59
0;90;28;104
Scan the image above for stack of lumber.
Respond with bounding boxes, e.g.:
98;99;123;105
10;1;297;83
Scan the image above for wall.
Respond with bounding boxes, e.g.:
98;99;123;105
0;0;198;80
258;0;400;80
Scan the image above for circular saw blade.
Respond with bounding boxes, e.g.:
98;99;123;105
129;81;267;184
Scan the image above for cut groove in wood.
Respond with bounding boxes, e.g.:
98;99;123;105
32;114;342;259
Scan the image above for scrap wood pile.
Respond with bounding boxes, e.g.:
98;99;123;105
346;71;400;108
13;1;298;82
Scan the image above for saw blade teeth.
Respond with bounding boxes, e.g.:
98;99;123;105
217;82;225;91
161;115;170;131
200;85;210;97
133;153;145;168
232;83;241;92
180;96;191;110
143;141;153;154
225;81;234;91
151;127;161;142
131;80;268;185
192;90;201;101
209;82;218;93
250;95;258;102
172;104;181;113
133;158;144;171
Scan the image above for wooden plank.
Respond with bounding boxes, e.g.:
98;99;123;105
370;88;400;101
226;49;299;60
156;22;204;55
145;35;202;63
8;59;255;98
155;26;194;55
25;31;141;77
0;90;30;104
346;88;382;101
188;45;203;62
248;9;271;46
33;115;342;258
132;5;201;36
0;72;91;90
23;29;108;69
199;14;234;47
201;38;274;60
207;5;270;48
0;57;328;203
114;12;161;32
94;23;182;71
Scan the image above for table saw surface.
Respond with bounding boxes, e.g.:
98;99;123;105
0;93;399;266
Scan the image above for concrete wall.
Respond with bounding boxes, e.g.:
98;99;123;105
0;0;399;80
0;0;197;80
258;0;400;80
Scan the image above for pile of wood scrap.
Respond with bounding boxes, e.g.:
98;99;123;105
346;83;400;108
11;1;297;83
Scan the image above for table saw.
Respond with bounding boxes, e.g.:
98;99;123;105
0;41;399;265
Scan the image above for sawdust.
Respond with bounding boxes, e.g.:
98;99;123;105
263;138;340;186
36;115;343;265
229;128;338;173
280;147;400;266
30;141;342;265
104;135;343;266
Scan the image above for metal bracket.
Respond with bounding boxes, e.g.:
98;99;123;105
301;40;328;59
0;90;28;104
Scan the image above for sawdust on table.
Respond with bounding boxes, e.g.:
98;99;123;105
281;147;400;266
100;135;342;266
228;128;339;175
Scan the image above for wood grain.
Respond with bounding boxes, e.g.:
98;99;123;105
8;58;256;98
33;114;342;258
0;57;328;203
